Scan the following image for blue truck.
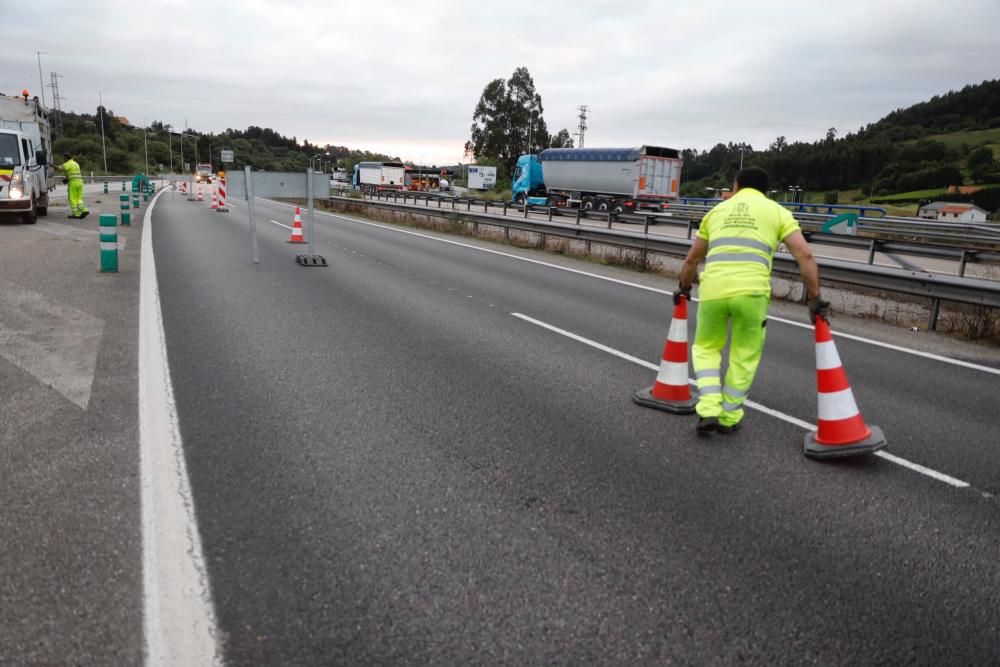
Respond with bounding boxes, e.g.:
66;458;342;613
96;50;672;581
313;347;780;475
511;146;683;213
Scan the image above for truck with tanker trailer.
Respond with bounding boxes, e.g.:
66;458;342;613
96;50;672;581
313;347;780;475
511;146;683;214
0;91;57;224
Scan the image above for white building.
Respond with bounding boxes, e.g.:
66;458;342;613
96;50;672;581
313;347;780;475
917;201;989;222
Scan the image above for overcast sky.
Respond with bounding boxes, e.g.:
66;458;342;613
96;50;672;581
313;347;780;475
11;0;1000;166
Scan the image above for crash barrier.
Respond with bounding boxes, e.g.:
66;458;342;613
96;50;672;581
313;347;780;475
633;294;698;413
803;318;887;459
340;193;1000;331
99;214;117;273
119;193;130;226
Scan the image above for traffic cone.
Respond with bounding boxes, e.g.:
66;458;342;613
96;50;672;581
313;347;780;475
287;207;306;244
210;191;218;209
196;184;204;201
804;318;887;459
633;295;698;414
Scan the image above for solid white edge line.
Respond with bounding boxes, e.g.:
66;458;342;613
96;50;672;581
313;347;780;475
140;189;223;664
269;219;292;230
253;197;999;378
510;312;971;489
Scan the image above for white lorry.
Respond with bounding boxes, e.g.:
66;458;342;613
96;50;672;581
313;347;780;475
352;160;406;191
0;91;56;224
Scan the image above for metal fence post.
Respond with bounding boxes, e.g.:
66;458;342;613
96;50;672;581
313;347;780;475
467;200;471;212
958;250;969;277
644;215;651;235
607;211;613;229
928;298;941;331
503;202;508;216
576;208;581;225
867;240;877;264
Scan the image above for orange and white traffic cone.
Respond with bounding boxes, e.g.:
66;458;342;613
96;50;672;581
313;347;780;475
287;207;306;244
633;295;698;414
196;184;204;201
804;318;887;459
210;190;218;209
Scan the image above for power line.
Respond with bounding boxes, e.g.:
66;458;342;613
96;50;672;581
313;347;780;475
575;105;588;148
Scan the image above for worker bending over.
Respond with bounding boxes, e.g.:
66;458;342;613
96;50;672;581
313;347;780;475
676;167;829;435
59;151;89;219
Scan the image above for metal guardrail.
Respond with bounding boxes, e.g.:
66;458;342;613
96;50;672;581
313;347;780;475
336;192;1000;331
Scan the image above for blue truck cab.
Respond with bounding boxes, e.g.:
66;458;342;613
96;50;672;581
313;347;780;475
511;154;547;205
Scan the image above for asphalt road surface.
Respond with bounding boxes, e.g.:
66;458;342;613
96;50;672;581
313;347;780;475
148;191;1000;664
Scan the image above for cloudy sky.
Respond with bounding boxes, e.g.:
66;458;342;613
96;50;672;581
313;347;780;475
11;0;999;166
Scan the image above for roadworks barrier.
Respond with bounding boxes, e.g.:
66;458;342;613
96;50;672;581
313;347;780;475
99;214;117;273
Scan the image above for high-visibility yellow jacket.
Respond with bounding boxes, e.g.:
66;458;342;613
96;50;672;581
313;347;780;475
61;159;83;181
696;187;800;301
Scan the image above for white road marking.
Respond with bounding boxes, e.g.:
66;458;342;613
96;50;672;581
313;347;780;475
510;312;971;489
140;189;223;665
0;285;104;410
254;197;999;378
269;219;292;230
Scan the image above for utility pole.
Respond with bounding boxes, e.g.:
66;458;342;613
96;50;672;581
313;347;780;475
167;127;173;173
36;52;47;107
575;105;588;148
98;92;108;174
143;118;149;174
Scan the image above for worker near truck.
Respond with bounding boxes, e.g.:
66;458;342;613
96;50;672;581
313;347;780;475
58;151;88;219
675;167;829;435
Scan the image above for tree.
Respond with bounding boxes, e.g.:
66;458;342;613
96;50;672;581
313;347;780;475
769;136;787;152
550;129;574;148
465;67;549;178
966;146;996;183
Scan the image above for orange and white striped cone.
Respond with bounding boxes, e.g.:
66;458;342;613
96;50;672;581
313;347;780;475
632;295;698;414
804;318;887;459
287;207;306;244
216;177;229;212
196;184;204;201
210;190;218;209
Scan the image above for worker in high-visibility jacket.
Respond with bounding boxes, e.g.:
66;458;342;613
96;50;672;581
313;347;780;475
59;152;89;219
676;167;829;435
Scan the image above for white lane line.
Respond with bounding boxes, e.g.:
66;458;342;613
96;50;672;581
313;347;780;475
269;219;292;230
510;312;971;489
255;197;999;378
140;190;223;664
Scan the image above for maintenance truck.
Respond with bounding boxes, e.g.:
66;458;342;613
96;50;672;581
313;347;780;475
195;163;213;184
352;160;406;192
0;90;56;224
511;146;683;214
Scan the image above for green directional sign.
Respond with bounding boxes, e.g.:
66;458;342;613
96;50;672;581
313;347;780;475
821;212;858;236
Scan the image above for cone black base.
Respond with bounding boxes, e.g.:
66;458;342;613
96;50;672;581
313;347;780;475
632;386;698;415
803;425;887;460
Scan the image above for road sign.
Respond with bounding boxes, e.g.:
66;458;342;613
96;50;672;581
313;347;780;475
220;150;234;163
821;213;858;236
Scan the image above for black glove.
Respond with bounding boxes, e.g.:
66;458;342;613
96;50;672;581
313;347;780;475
808;297;830;323
673;284;692;305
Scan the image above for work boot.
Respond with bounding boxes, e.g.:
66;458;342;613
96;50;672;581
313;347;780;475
696;417;721;436
719;422;743;435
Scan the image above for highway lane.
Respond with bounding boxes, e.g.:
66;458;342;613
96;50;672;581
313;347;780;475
242;195;1000;493
153;193;1000;664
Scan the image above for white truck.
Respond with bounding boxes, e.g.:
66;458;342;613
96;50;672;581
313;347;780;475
352;160;406;191
0;91;56;224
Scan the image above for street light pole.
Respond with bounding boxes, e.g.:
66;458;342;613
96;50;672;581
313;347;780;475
37;52;47;107
98;91;108;174
143;118;149;174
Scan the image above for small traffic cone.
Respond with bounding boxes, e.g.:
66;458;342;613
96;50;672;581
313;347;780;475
804;318;887;459
196;184;204;201
633;295;698;414
210;191;218;209
287;207;306;244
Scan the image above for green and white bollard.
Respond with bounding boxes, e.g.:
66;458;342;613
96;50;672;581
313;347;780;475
119;193;131;226
99;214;118;273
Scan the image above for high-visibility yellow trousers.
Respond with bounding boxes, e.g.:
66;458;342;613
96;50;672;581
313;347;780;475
691;295;769;426
68;179;88;217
